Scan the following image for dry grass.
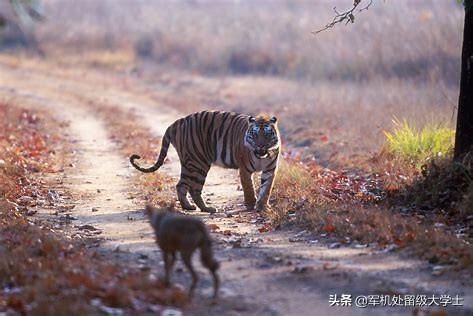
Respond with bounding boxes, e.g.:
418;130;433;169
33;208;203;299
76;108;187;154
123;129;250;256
59;50;136;71
2;1;461;168
387;156;472;217
114;69;456;169
0;102;185;314
268;158;473;268
36;1;462;84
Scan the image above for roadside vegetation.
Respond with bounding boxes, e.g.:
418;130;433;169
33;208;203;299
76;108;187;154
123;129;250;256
38;1;461;84
268;121;472;269
0;102;184;315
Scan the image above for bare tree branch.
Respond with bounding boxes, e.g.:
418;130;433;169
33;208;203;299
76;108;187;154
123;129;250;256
312;0;373;35
359;0;373;12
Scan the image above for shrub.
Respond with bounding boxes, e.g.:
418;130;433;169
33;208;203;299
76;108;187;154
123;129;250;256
460;183;473;215
268;157;473;268
387;154;472;217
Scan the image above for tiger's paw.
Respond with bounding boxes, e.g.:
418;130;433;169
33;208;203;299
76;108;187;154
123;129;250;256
255;201;269;212
245;203;255;211
202;206;217;214
183;205;197;211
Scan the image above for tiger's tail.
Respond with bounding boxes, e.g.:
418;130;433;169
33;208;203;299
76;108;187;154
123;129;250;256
130;127;172;173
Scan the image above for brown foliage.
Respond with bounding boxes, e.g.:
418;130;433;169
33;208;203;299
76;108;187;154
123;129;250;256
0;103;184;314
269;155;473;268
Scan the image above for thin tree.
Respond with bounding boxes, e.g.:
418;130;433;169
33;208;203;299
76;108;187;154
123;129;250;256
455;0;473;159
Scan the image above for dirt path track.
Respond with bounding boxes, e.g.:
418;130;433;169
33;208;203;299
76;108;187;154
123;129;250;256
0;60;470;315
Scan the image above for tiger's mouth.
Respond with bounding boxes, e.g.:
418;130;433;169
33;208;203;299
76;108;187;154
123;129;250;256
254;149;269;159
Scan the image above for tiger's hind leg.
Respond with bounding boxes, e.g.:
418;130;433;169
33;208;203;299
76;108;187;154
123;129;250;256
190;189;217;214
176;181;196;211
182;163;217;214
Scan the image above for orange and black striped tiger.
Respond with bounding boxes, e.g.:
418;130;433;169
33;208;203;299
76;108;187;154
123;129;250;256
130;111;280;213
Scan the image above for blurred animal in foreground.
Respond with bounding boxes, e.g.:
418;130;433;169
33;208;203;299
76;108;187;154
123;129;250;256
145;205;219;300
131;111;280;213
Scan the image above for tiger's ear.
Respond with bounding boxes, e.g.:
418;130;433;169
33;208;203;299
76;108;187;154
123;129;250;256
270;116;277;124
249;116;256;123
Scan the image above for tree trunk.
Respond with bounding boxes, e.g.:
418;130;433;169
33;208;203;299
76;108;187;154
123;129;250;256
454;2;473;159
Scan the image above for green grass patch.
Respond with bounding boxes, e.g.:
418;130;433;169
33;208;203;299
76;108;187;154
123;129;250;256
383;118;455;167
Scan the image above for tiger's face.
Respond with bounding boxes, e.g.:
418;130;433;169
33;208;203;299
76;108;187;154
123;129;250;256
245;115;280;159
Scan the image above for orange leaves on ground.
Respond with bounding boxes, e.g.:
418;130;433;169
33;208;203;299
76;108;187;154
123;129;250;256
322;222;336;233
207;224;220;232
394;230;417;248
258;223;272;233
23;132;47;157
207;224;233;236
0;103;185;314
6;296;25;313
281;152;385;205
0;103;60;202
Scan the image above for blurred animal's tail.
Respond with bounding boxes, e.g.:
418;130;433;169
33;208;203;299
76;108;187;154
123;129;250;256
130;127;171;173
200;237;219;272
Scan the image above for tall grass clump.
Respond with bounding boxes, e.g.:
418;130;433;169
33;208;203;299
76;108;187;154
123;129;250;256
383;118;455;167
266;159;316;225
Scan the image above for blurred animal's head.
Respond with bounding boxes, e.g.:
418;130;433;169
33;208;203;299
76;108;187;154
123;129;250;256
145;204;173;231
244;113;280;159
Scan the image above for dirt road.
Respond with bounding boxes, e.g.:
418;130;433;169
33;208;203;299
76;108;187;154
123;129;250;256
0;58;470;315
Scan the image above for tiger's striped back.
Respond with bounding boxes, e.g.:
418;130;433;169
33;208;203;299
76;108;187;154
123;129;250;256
168;111;249;168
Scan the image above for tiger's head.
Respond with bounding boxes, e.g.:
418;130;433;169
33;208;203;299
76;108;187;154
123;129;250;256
244;113;280;159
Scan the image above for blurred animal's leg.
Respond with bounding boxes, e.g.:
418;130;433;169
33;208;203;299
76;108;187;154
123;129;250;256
181;250;198;297
210;270;219;301
169;251;176;269
163;252;171;287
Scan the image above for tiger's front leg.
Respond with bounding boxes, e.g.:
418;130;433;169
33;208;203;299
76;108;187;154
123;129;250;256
255;168;277;211
239;169;256;210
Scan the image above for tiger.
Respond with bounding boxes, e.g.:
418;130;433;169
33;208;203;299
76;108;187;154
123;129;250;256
130;111;280;214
